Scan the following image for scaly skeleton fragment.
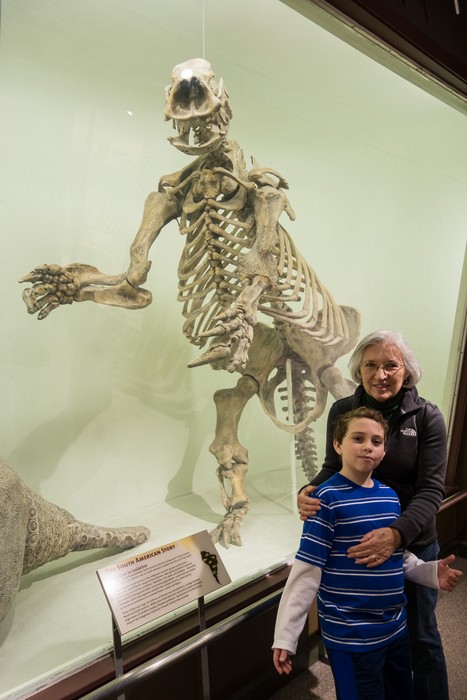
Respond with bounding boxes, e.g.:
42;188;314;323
0;454;149;624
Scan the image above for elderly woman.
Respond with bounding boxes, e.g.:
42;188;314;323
298;329;449;700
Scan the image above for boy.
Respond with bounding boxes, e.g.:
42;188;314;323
272;407;461;700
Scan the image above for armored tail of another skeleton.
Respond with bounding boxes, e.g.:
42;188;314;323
1;455;149;624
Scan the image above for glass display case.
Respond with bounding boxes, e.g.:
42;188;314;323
1;1;466;697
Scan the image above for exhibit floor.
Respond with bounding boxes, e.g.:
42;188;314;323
0;467;303;699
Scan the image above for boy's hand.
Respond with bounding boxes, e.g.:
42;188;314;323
297;485;320;521
273;648;293;675
437;555;463;591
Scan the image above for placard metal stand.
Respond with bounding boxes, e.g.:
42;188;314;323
112;615;125;700
198;596;210;700
108;599;211;700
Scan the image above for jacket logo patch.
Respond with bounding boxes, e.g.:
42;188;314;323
400;428;417;437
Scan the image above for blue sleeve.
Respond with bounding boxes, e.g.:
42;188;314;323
296;491;334;568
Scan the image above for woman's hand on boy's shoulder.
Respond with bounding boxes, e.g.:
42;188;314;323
297;485;320;521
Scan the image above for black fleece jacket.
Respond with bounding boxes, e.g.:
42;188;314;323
307;385;447;551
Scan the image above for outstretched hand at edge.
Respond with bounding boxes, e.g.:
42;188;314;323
437;554;463;591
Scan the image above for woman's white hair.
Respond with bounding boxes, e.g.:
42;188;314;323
348;330;422;388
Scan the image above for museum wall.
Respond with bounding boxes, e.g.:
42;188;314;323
0;0;466;697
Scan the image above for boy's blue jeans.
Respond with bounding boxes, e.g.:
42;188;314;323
326;631;412;700
405;540;449;700
326;541;449;700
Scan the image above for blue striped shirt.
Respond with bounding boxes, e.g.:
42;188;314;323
296;472;407;652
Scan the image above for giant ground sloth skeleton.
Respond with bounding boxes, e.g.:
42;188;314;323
21;59;361;547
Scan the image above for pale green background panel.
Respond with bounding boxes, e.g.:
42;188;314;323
1;0;467;695
1;0;467;563
1;0;466;522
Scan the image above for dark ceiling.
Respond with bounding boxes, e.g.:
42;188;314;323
323;0;467;98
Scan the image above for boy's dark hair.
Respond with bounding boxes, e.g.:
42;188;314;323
333;407;388;445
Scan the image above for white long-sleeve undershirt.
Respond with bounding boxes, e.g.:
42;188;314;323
272;552;439;655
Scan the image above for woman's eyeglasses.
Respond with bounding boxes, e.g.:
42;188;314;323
360;361;403;376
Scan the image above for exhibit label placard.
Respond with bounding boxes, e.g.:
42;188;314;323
97;530;231;635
